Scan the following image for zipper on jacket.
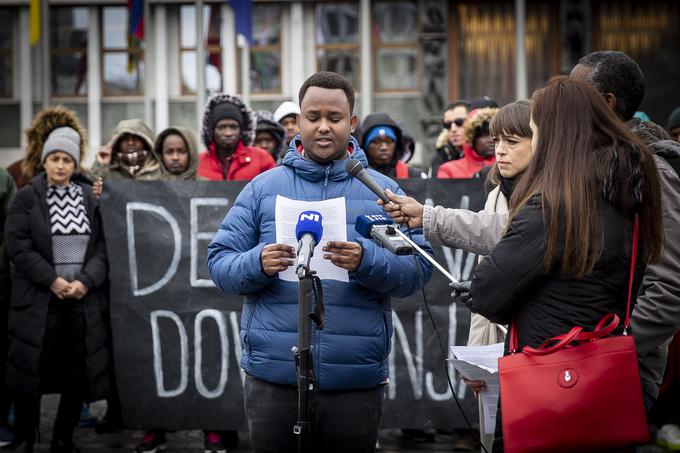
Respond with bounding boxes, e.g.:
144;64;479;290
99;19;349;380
244;304;256;367
322;166;330;199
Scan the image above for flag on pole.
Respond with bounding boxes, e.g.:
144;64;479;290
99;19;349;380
127;0;144;73
228;0;253;46
29;0;41;46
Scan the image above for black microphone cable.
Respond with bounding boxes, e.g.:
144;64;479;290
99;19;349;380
406;226;490;453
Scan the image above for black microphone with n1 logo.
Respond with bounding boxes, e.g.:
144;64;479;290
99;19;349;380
355;214;414;255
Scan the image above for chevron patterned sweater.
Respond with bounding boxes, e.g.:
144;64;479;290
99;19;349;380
47;183;91;281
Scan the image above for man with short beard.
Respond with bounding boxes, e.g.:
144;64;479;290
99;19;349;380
208;71;433;453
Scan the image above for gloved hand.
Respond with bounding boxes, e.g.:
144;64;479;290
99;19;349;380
450;280;473;308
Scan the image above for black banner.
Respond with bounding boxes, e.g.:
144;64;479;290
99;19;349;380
100;179;487;430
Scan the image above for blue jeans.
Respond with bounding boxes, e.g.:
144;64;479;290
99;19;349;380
243;374;385;453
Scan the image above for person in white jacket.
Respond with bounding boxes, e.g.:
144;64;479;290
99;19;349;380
381;100;533;452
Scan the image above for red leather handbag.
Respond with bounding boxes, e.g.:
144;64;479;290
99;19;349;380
498;215;650;453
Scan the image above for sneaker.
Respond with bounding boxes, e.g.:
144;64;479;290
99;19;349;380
50;439;80;453
78;404;98;428
0;425;15;447
221;430;239;449
204;431;226;453
94;417;123;434
657;424;680;451
134;431;167;453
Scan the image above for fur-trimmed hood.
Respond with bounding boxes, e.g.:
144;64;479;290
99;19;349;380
22;105;87;179
201;94;256;149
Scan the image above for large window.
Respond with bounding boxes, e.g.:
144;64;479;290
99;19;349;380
51;7;88;96
316;3;360;90
102;6;144;96
372;1;419;92
180;4;222;95
451;1;558;104
0;9;12;98
250;4;281;94
593;0;680;123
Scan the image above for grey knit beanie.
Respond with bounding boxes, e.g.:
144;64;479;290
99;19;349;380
42;126;81;166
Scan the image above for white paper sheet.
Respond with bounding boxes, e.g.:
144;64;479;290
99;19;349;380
449;342;504;435
275;195;348;282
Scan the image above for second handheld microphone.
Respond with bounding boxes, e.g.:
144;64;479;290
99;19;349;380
355;214;414;255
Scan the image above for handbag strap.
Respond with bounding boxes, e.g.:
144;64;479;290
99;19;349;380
623;213;639;333
508;213;639;353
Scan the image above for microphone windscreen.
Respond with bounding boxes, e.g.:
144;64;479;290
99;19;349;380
295;211;323;242
345;159;364;177
355;214;392;239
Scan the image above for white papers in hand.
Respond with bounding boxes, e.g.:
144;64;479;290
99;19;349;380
274;195;348;282
449;342;504;435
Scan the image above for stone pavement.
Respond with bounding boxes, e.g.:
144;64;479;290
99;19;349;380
25;396;666;453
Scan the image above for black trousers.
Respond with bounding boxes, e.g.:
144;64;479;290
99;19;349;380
15;298;87;445
243;374;385;453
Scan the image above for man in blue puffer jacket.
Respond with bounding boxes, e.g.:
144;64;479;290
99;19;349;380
207;72;433;453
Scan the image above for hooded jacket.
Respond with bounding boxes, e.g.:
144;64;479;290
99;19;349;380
625;117;680;398
430;129;464;177
0;169;16;351
354;113;422;179
198;94;276;180
207;137;433;390
154;126;200;181
92;119;161;181
255;110;287;162
20;106;88;184
4;172;110;400
436;144;495;179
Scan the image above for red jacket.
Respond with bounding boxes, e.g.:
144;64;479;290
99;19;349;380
198;141;276;181
436;144;495;179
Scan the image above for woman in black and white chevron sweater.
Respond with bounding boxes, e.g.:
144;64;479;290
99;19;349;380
5;127;111;453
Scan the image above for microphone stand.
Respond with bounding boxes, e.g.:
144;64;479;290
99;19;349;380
293;263;324;453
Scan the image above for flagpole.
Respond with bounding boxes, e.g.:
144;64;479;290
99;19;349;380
144;0;152;128
196;0;205;135
40;0;50;109
238;34;250;106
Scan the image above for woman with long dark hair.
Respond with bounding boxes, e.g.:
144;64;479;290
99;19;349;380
468;77;663;451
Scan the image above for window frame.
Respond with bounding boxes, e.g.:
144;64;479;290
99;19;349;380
250;2;283;95
0;7;13;99
371;1;421;94
178;3;223;96
314;2;361;92
50;6;89;98
100;5;145;98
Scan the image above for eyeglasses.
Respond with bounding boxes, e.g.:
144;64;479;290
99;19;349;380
443;118;465;129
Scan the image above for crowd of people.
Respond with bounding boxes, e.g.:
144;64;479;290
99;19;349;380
0;49;678;453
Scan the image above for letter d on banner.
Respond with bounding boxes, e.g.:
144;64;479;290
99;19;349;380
126;202;182;296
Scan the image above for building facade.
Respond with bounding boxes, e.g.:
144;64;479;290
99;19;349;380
1;0;678;168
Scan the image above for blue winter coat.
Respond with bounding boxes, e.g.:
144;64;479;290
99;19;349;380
207;137;433;390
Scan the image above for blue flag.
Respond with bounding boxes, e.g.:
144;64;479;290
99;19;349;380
228;0;253;46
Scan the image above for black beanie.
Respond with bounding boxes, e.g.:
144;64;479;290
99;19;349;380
668;107;680;131
211;102;244;131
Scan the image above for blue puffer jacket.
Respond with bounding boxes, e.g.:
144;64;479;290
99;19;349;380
207;137;433;390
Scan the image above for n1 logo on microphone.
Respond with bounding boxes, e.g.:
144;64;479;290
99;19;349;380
299;212;321;222
296;210;324;243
